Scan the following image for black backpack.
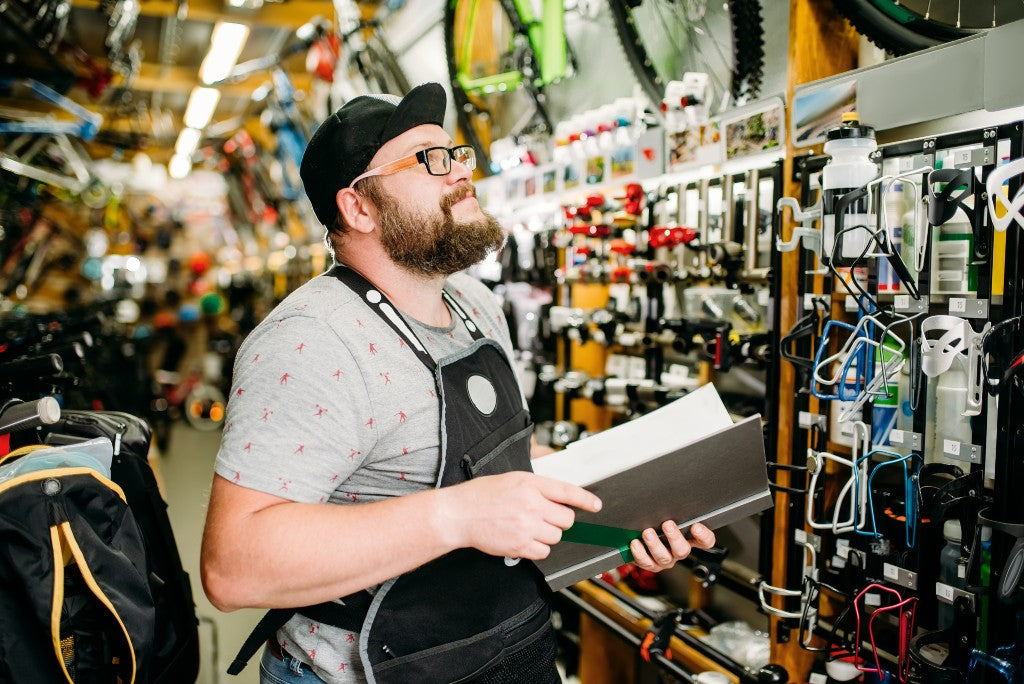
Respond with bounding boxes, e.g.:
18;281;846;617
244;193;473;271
9;410;200;683
0;450;156;682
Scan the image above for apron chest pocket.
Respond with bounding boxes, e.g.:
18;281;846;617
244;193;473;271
461;423;534;479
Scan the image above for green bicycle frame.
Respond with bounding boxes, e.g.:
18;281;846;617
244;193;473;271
455;0;567;95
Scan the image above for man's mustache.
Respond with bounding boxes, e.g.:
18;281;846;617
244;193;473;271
441;184;477;211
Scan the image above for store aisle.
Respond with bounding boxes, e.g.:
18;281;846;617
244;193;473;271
160;423;262;684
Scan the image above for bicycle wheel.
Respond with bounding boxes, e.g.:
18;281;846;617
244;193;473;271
444;0;556;174
607;0;765;111
832;0;1024;55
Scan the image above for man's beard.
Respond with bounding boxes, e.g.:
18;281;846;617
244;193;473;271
368;182;506;278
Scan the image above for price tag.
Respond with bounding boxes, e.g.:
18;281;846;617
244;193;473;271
949;297;967;314
758;289;770;306
884;563;900;581
895;295;910;310
944;439;961;457
890;429;905;445
936;583;955;602
795;529;807;544
865;593;882;606
809;674;828;684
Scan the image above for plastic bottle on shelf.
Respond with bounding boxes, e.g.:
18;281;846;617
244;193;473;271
925;363;973;467
821;113;878;266
878;181;905;293
937;519;966;629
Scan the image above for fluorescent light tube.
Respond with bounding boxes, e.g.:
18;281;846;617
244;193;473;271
168;154;192;179
200;22;250;85
174;127;202;156
184;87;221;129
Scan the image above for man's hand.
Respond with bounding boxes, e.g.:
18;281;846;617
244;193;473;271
437;471;602;561
629;521;715;573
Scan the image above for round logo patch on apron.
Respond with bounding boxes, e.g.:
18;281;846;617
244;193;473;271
466;374;497;415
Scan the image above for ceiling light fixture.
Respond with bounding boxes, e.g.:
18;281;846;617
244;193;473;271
184;87;221;129
174;127;202;157
168;154;192;180
199;22;250;85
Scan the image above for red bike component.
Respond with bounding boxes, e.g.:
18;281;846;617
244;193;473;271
649;226;697;249
568;224;610;237
608;239;635;255
610;265;633;283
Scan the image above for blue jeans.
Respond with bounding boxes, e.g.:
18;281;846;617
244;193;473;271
259;647;327;684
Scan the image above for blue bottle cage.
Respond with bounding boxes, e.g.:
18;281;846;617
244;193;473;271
0;78;102;140
852;448;921;549
967;648;1018;684
812;319;869;401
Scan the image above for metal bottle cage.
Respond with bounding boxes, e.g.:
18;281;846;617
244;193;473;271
919;314;988;417
853;582;918;683
0;78;103;194
986;155;1024;233
805;421;871;535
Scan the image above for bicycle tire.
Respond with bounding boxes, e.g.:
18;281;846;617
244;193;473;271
607;0;765;109
444;0;554;174
363;35;411;96
830;0;975;55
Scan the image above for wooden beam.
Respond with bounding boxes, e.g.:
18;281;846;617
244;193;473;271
772;1;859;681
72;0;335;29
131;62;313;98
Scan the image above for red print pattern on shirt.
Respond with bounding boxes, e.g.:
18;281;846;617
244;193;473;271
278;478;291;492
396;410;407;423
244;441;253;452
309;623;319;635
296;342;306;353
252;353;260;363
332;368;343;380
428;388;436;398
356;319;364;327
279;373;291;385
402;447;409;455
338;662;347;672
346;634;355;644
261;408;273;422
314;404;327;418
380;371;391;385
397;336;407;349
348;449;361;460
369;342;378;356
236;387;245;397
345;492;358;502
294;444;305;455
232;471;241;483
365;417;374;429
400;472;407;480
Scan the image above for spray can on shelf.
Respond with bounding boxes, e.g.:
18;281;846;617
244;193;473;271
821;113;878;267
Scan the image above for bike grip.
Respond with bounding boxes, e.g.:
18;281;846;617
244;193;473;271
0;397;61;433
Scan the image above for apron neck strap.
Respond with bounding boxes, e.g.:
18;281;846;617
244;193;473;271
326;266;484;372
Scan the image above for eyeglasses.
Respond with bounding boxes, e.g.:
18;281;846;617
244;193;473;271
349;145;476;188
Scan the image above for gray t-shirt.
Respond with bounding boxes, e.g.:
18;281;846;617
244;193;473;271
215;270;514;682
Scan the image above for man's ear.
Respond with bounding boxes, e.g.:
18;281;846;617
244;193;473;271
336;187;376;235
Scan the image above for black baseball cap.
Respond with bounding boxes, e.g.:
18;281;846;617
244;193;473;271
299;82;448;227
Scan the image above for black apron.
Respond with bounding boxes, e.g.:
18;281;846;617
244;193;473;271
230;266;558;684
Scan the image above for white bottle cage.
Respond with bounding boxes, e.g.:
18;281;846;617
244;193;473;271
806;422;870;535
986;156;1024;233
758;539;818;637
776;195;826;276
920;315;989;416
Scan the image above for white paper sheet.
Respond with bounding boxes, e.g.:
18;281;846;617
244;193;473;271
532;383;732;486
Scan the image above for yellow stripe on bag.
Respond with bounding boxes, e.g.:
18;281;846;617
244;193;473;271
58;521;137;684
49;526;74;683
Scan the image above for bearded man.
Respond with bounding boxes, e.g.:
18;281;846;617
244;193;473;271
201;83;715;684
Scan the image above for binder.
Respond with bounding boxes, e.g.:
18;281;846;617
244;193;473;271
532;386;772;591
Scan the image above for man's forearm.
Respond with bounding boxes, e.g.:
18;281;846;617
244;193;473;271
201;476;458;612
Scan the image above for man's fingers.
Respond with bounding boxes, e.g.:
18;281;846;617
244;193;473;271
536;476;602;512
689;522;716;549
536;523;564;546
543;503;576;531
643;528;673;566
630;538;654;569
663;520;692;559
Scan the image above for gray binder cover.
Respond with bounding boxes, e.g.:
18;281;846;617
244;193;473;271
534;414;772;591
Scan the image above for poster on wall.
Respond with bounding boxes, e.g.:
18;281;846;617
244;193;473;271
721;97;785;160
792;78;857;147
667;121;725;172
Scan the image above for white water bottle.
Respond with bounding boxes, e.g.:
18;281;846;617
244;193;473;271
821;113;878;266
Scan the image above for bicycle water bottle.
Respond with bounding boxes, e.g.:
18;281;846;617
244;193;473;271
821;113;878;266
937;519;966;629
